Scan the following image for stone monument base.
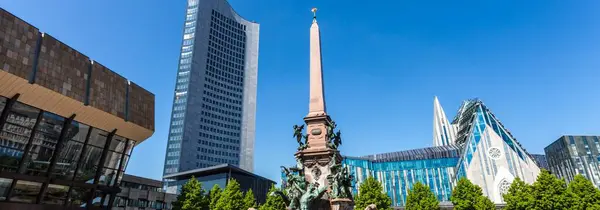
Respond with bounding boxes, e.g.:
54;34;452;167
330;198;354;210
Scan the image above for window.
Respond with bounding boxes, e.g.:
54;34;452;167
75;128;108;183
42;184;69;205
51;121;89;180
0;178;12;201
10;180;42;203
0;102;40;172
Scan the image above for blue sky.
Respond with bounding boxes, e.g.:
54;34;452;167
2;0;599;183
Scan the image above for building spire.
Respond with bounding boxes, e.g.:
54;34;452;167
307;7;326;117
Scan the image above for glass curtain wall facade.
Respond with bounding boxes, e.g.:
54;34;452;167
0;96;135;207
164;0;259;177
545;136;600;188
342;145;460;207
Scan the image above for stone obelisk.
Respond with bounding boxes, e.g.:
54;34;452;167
281;8;353;210
297;7;336;186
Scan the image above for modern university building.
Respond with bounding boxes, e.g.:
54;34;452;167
342;97;541;207
0;8;154;210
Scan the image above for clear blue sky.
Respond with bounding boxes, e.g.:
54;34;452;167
2;0;599;183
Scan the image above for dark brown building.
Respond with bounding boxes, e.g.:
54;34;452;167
0;8;155;210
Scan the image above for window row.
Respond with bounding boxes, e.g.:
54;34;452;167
199;131;240;145
207;38;245;65
201;103;241;119
209;28;246;51
206;76;243;95
203;90;241;106
206;54;244;77
206;57;244;81
209;34;245;56
204;83;242;100
198;147;238;159
198;140;239;152
208;48;245;75
211;10;246;32
200;117;240;131
206;65;243;85
199;125;240;138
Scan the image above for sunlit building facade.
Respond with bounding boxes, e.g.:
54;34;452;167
343;145;460;206
341;98;541;206
163;0;259;179
0;8;154;210
545;136;600;188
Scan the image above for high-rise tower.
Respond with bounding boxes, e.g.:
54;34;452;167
163;0;259;177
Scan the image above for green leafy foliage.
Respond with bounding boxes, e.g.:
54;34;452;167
209;184;222;210
503;178;533;210
474;196;495;210
450;177;494;210
354;176;392;210
244;189;257;209
405;182;439;210
259;185;287;210
172;176;209;210
567;174;600;210
530;170;573;210
215;179;245;210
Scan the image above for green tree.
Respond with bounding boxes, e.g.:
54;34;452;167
244;189;257;209
209;184;222;210
354;176;392;210
567;174;600;210
215;179;245;210
172;176;209;210
405;182;439;210
451;177;494;210
474;196;495;210
503;178;533;210
259;185;287;210
530;170;573;210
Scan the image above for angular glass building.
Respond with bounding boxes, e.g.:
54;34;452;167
343;145;460;206
340;98;541;206
163;0;259;179
545;136;600;188
449;98;540;203
0;8;155;210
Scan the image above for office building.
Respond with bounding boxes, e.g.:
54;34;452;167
163;0;259;178
344;146;460;206
530;154;549;171
163;164;274;204
0;8;154;210
545;135;600;188
342;98;541;206
113;174;177;210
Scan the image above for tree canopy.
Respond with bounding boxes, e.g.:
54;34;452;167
502;178;533;210
259;185;287;210
354;176;392;210
451;177;494;210
209;184;222;210
172;176;209;210
529;170;573;210
244;188;257;209
567;174;600;210
215;179;245;210
405;182;439;210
